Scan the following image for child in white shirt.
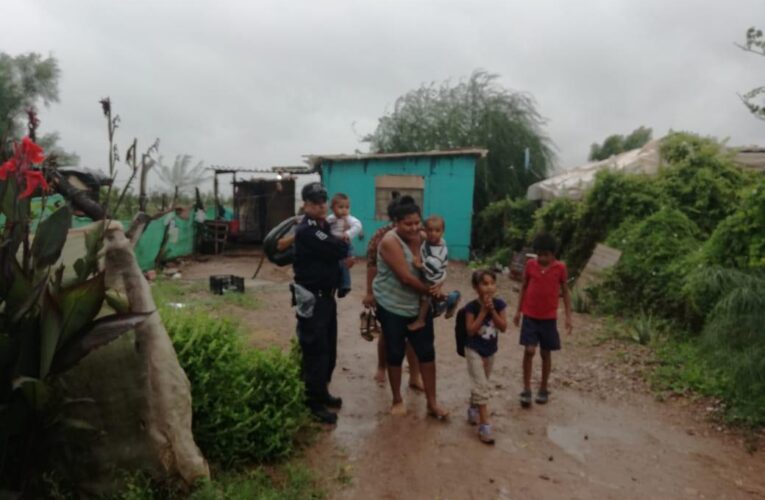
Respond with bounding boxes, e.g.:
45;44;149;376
327;193;362;298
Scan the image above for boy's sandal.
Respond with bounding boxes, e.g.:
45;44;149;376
520;390;533;408
535;390;550;405
359;311;374;342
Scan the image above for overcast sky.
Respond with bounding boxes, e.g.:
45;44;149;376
2;0;763;190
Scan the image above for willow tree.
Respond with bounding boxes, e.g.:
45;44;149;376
0;52;78;165
737;27;765;121
363;70;555;211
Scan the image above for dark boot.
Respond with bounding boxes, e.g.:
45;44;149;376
322;393;343;409
308;402;338;424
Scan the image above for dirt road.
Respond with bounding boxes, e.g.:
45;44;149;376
180;254;765;499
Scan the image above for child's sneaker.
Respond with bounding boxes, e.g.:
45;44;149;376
519;390;532;408
467;406;479;426
444;290;462;319
535;389;549;405
478;423;495;445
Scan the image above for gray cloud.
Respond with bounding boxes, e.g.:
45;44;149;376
3;0;763;190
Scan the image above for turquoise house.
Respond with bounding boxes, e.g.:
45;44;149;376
309;150;487;260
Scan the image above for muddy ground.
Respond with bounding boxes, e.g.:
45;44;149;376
178;252;765;500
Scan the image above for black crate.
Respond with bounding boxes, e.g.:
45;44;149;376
209;275;245;295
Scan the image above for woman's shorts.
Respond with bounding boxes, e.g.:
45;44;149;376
376;304;435;366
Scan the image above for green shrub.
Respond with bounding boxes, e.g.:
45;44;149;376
603;208;702;318
570;287;591;314
660;267;765;426
473;197;536;253
566;170;665;274
657;132;749;235
627;311;664;345
697;268;765;425
651;338;728;399
701;180;765;269
530;198;581;257
164;309;307;466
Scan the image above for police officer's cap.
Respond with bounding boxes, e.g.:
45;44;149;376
301;182;328;203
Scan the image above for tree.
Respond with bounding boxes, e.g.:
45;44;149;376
363;70;555;210
154;153;210;194
737;27;765;121
0;52;78;164
589;126;653;161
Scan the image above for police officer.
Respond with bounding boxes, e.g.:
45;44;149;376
293;182;350;424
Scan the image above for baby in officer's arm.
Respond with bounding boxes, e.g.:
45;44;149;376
327;193;362;298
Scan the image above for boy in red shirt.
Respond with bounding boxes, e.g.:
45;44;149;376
513;233;573;407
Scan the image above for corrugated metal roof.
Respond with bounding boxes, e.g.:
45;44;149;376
733;148;765;172
304;149;488;168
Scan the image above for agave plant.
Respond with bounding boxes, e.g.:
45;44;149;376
0;136;149;489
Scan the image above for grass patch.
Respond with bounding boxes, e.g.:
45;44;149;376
650;338;728;400
112;463;325;500
151;278;259;311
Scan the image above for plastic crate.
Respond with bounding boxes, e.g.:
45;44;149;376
209;274;245;295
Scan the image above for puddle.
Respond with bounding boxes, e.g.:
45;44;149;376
547;424;590;462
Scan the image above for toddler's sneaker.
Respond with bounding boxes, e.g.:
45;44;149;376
467;406;479;426
478;423;495;445
444;290;462;319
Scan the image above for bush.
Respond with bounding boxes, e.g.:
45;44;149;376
566;170;665;274
659;267;765;426
164;309;307;466
530;197;581;258
701;180;765;269
603;208;702;318
657;132;750;235
473;197;536;253
651;338;728;399
696;268;765;425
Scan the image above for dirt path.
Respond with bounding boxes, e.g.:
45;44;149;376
179;254;765;499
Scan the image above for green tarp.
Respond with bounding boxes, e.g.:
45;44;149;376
2;195;200;272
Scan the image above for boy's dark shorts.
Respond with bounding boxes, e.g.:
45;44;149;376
519;316;561;351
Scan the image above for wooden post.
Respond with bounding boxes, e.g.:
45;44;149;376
138;156;149;213
213;172;219;221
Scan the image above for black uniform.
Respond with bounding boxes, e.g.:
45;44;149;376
293;215;349;408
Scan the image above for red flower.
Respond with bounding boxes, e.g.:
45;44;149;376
20;137;45;164
0;158;16;180
19;170;50;199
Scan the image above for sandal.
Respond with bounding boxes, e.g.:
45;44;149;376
369;309;382;337
520;390;532;408
535;390;550;405
360;310;374;342
427;407;450;421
